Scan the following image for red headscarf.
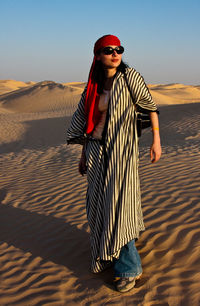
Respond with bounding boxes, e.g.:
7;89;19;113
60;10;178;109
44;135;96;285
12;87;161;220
85;34;121;134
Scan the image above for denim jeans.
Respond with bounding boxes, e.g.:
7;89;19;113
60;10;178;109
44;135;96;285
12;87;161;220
113;239;142;277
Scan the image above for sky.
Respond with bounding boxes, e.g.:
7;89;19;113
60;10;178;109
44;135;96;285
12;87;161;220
0;0;200;84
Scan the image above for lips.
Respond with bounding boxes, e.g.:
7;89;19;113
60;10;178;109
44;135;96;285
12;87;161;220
111;59;119;62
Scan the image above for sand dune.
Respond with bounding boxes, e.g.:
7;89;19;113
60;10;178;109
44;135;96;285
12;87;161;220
0;80;35;95
62;81;86;90
0;81;84;114
149;83;200;105
0;80;199;116
0;80;200;305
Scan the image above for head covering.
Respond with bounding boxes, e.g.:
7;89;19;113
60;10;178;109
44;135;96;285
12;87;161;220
94;35;121;55
85;35;121;135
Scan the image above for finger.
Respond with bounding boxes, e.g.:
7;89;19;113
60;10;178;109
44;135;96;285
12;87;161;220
78;163;83;175
153;151;161;163
79;165;87;175
150;148;154;162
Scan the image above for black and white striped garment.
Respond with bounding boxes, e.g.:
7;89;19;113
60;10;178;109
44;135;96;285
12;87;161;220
66;67;158;273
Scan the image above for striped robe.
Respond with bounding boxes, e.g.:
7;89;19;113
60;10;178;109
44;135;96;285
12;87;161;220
66;67;158;273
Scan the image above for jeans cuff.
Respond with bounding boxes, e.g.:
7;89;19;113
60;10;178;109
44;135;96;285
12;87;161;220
114;271;142;278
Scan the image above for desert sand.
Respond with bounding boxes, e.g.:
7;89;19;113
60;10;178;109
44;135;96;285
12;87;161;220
0;80;200;305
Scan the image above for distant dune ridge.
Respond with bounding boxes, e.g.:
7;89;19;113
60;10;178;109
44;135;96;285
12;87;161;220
0;80;86;114
0;79;36;95
0;80;200;114
0;79;200;305
149;83;200;105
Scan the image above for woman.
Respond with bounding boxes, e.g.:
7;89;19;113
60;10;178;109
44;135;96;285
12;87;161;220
66;34;161;293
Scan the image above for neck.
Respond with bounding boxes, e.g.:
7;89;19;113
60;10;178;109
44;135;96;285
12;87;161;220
104;68;117;78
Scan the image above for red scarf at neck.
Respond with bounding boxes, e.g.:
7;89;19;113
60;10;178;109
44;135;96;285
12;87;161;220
85;35;121;135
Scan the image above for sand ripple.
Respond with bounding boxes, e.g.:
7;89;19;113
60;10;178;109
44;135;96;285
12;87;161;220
0;85;200;305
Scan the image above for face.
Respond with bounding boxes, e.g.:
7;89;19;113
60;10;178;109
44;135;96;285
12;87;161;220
96;45;123;70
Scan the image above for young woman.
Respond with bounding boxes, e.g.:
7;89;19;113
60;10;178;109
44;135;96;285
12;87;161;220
67;34;161;293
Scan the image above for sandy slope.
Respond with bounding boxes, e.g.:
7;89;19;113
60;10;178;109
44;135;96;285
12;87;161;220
0;80;200;305
149;83;200;105
0;81;84;114
0;80;35;95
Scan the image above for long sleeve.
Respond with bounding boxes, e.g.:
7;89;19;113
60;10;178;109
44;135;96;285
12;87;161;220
126;68;158;113
66;86;87;144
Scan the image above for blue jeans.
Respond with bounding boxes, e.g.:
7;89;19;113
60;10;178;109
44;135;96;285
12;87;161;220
113;240;142;277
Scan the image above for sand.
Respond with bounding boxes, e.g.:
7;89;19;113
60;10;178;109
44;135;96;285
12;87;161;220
0;80;200;305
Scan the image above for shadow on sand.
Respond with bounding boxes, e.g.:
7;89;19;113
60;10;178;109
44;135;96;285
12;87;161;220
0;200;111;294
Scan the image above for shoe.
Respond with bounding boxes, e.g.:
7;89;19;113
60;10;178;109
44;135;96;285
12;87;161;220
114;273;142;293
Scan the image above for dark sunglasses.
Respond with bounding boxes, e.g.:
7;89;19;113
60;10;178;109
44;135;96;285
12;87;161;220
101;46;124;55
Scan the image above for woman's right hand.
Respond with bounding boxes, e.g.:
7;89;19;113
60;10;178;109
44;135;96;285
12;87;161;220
79;155;87;176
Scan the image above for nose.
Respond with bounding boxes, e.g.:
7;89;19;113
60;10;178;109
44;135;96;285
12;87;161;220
112;50;117;56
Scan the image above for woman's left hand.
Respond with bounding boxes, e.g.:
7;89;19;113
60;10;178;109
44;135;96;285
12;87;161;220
149;112;162;163
150;141;162;163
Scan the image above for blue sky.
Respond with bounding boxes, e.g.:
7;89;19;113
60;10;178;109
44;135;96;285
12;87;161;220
0;0;200;84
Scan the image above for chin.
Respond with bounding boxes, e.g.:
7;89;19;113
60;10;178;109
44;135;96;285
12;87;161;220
105;62;121;69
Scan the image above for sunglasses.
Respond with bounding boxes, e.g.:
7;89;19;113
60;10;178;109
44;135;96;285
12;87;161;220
101;46;124;55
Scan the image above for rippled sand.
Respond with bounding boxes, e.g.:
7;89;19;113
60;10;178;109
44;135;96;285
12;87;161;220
0;80;200;305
